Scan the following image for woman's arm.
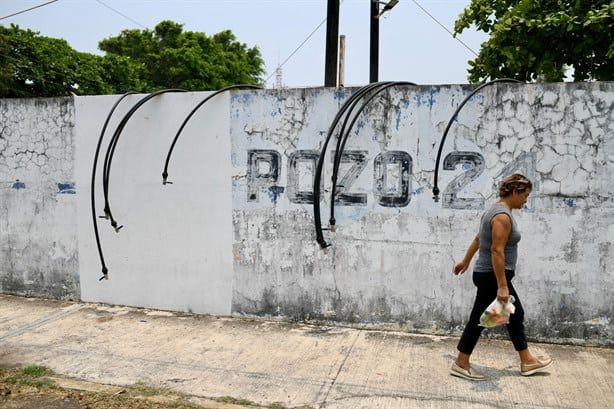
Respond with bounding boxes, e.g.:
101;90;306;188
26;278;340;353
491;213;511;303
453;234;480;275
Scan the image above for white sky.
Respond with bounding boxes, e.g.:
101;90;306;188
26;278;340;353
0;0;488;88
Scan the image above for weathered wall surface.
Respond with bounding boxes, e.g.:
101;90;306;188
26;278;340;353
230;83;613;345
0;98;79;299
0;83;612;345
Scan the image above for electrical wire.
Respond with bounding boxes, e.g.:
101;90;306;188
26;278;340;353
265;18;327;83
411;0;478;57
94;0;147;29
265;0;345;83
0;0;58;21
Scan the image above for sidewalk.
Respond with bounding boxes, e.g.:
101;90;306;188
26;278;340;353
0;294;612;409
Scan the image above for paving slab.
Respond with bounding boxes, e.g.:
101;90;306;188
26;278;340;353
0;295;612;408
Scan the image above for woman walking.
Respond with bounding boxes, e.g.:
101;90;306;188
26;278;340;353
450;173;552;380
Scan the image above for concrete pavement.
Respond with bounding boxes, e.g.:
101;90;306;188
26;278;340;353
0;294;612;408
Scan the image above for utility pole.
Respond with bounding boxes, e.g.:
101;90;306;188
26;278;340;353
370;0;399;83
338;35;346;88
369;0;379;83
324;0;340;87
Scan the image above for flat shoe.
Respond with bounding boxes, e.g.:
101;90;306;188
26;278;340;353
521;357;553;376
450;361;486;381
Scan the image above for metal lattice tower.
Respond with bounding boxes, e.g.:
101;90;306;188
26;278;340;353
275;64;283;89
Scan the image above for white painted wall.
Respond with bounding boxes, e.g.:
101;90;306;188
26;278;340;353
230;84;613;344
74;92;233;315
0;98;79;298
0;83;612;344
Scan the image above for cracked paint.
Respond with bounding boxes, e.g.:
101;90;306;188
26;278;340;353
0;97;79;299
0;84;611;345
231;84;613;345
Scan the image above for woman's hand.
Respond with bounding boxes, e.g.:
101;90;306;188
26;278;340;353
497;286;510;304
453;261;469;275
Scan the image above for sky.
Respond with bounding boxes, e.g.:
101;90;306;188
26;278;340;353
0;0;488;88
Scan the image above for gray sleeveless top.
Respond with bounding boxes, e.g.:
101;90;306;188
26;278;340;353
474;203;521;272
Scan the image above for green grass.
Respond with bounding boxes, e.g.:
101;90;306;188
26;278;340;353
1;366;56;389
22;365;52;377
218;395;256;405
1;365;316;409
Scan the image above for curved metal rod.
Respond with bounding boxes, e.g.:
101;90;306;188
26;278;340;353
313;82;391;248
431;78;522;202
102;89;187;231
91;91;138;280
162;84;263;185
329;81;418;227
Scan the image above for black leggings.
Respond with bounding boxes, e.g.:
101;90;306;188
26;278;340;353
457;270;528;355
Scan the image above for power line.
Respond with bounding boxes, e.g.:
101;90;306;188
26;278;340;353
265;15;327;83
0;0;59;21
94;0;147;29
411;0;478;57
265;0;348;84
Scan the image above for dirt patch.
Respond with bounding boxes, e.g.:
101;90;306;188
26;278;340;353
0;365;310;409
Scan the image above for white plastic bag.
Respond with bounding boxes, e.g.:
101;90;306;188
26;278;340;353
479;295;516;328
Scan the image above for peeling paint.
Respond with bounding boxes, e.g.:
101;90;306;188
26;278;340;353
0;85;612;346
230;84;613;345
57;183;76;194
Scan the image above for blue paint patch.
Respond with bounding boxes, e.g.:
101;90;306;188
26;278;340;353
12;181;25;190
428;88;440;109
412;186;425;195
413;94;422;107
57;183;76;194
336;206;368;223
267;186;285;204
462;163;472;170
230;91;255;105
354;119;365;135
395;111;401;130
563;198;575;207
334;89;347;100
413;89;439;109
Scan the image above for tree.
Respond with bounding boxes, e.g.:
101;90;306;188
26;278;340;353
0;21;264;97
98;20;264;91
0;24;114;97
454;0;614;82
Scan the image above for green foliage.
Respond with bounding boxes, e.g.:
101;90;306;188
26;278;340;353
0;24;113;97
21;365;52;377
0;20;264;97
218;395;256;405
98;20;264;91
454;0;614;82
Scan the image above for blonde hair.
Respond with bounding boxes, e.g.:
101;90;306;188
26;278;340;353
498;173;533;197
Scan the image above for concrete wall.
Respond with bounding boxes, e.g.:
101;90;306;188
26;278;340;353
0;83;612;345
0;98;79;298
